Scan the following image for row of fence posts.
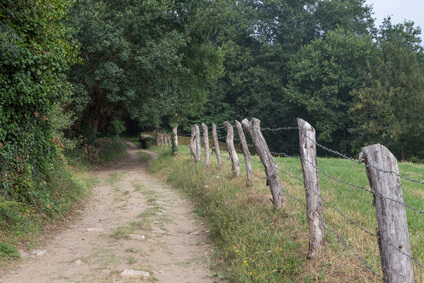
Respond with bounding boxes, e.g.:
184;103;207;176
188;117;415;282
157;125;179;156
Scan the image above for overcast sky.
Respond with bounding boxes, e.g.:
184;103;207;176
365;0;424;42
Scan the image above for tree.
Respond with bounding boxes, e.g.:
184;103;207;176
284;29;373;151
67;0;224;138
350;19;424;159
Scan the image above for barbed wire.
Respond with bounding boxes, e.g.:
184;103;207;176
305;136;424;185
261;127;299;131
274;165;424;268
271;179;383;280
184;143;423;276
298;157;424;215
305;136;362;164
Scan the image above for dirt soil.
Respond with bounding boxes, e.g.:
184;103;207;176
0;143;215;282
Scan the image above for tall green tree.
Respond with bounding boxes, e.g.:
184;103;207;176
67;0;224;138
0;0;79;199
285;29;373;151
350;19;424;159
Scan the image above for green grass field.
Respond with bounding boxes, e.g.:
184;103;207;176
149;137;424;282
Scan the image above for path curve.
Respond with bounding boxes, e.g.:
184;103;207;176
0;143;214;282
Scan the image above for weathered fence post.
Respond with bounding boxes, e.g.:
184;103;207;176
164;135;169;149
171;124;178;156
166;135;171;149
297;118;325;258
195;124;201;162
235;120;253;186
360;144;414;282
241;118;284;209
160;134;164;148
201;123;210;166
224;121;241;177
189;125;197;162
212;123;223;168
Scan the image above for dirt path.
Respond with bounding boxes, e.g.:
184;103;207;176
0;143;214;282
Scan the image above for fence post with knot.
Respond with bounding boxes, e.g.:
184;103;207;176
189;125;197;162
212;123;222;168
241;118;284;210
195;124;201;162
360;144;414;282
201;123;210;166
235;120;253;186
171;124;178;156
297;118;325;258
224;121;241;177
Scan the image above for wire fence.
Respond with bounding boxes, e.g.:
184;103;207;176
173;120;424;281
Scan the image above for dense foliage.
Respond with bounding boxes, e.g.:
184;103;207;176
66;0;225;139
0;0;79;200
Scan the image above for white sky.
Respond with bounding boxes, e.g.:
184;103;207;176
365;0;424;42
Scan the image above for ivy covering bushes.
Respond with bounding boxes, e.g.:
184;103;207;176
0;0;87;252
0;0;79;199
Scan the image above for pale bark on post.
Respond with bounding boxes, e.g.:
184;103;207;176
297;118;325;258
160;134;164;148
224;121;241;177
166;135;171;149
360;144;414;282
195;124;201;162
241;118;284;209
190;125;197;162
212;123;223;168
201;123;210;166
235;120;253;186
164;135;168;149
171;125;178;156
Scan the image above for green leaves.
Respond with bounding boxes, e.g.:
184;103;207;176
350;20;424;159
0;0;78;198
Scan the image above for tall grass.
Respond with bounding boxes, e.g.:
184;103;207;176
149;141;424;282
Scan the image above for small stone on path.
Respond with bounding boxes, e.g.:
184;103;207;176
128;234;145;240
86;227;105;232
33;250;48;257
120;269;150;279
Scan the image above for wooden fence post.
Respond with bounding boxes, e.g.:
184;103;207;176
166;135;171;149
235;120;253;186
241;118;284;209
190;125;197;162
224;121;241;177
171;124;178;156
195;124;201;162
160;134;164;148
212;123;223;168
360;144;414;282
201;123;210;166
297;118;325;258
